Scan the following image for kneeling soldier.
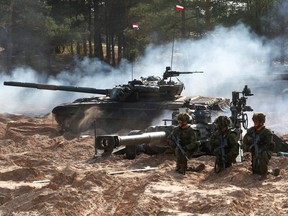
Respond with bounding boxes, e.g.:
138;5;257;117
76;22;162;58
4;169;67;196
210;116;240;173
243;112;275;180
168;113;201;175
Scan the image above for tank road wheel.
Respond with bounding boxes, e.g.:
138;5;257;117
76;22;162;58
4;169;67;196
125;130;143;160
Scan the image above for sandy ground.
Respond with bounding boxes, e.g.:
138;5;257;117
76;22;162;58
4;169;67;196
1;113;288;216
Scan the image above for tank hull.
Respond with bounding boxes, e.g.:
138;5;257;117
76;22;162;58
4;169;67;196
52;95;230;135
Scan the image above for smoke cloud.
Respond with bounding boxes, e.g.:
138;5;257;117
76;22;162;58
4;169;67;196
0;23;287;134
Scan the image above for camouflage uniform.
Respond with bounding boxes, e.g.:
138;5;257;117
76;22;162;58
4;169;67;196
243;113;275;176
168;113;199;174
210;116;240;172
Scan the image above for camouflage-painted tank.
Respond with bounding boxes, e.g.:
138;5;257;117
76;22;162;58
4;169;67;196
4;66;230;134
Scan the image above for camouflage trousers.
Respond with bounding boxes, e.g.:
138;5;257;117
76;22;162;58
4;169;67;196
175;148;193;169
251;150;272;175
214;150;236;168
214;156;233;173
215;159;233;169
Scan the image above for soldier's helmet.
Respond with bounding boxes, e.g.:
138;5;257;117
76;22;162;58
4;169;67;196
252;112;266;123
177;113;191;122
215;116;231;128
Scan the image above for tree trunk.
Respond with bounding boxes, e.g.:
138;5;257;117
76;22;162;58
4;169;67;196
93;0;103;60
76;42;81;57
105;4;110;64
204;0;212;31
88;0;93;57
6;0;15;71
83;39;87;56
117;34;123;64
111;34;115;66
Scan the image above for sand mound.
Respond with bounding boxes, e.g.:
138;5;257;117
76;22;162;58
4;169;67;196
0;113;288;215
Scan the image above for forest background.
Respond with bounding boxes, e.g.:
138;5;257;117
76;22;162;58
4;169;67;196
0;0;287;75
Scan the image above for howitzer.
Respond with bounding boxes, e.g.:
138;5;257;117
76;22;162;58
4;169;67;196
94;124;199;160
94;126;173;159
163;66;203;80
93;104;216;160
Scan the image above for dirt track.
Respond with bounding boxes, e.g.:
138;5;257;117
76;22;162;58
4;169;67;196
1;113;288;216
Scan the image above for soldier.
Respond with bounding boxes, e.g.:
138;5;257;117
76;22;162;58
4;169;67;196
210;116;240;173
243;112;275;180
168;112;203;175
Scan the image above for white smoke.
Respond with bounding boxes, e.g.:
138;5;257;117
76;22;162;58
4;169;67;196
136;24;272;97
0;23;287;134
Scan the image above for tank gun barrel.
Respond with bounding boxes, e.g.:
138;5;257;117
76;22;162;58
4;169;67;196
4;81;108;95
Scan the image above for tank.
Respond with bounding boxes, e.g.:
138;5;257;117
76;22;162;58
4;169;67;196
3;66;230;134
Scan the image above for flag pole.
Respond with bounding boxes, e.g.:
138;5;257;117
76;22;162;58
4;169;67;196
171;4;184;70
132;61;134;80
131;23;139;80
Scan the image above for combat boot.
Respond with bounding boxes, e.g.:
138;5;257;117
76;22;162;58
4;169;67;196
175;164;181;172
177;165;186;175
259;174;267;181
175;162;187;175
187;163;205;172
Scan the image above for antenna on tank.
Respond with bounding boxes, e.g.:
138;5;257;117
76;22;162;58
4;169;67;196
131;62;134;80
170;35;175;70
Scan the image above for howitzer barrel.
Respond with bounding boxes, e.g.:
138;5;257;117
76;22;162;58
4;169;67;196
118;131;167;146
95;131;168;150
4;81;108;95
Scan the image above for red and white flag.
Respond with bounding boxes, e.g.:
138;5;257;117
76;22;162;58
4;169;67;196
132;23;139;29
175;5;184;11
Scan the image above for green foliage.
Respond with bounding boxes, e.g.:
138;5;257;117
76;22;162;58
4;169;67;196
0;0;287;70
